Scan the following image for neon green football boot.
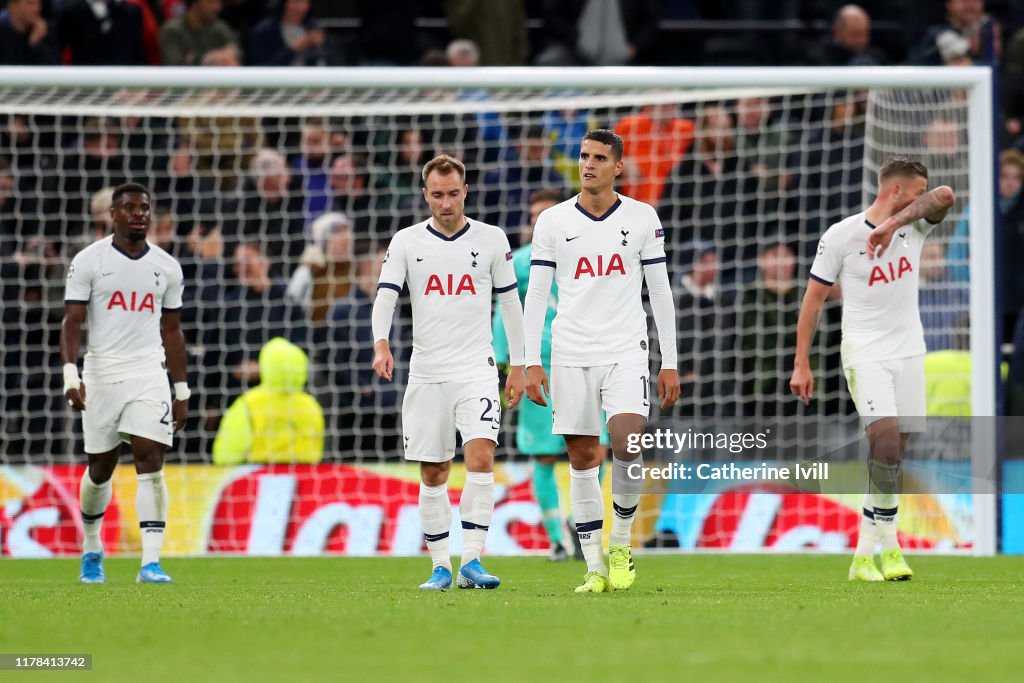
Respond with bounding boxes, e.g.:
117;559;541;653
848;555;884;582
608;545;636;590
574;571;611;593
880;548;914;581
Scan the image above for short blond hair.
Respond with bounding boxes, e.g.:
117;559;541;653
421;154;466;185
1001;148;1024;177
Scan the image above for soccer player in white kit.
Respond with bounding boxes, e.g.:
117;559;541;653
61;183;190;584
524;129;681;593
790;157;954;582
371;155;526;590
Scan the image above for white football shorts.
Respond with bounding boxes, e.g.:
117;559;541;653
550;361;651;436
843;355;926;433
401;377;501;462
82;373;174;453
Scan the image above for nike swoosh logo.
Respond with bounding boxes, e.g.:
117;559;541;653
565;236;581;242
416;257;424;262
100;272;115;277
859;251;866;255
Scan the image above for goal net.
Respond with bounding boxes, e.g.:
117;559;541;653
0;67;995;557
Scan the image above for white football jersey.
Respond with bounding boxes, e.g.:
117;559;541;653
64;236;184;384
810;210;938;368
378;218;517;383
529;194;666;367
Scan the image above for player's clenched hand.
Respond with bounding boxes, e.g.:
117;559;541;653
172;399;188;432
525;365;549;407
505;365;526;410
789;365;814;405
866;221;895;259
372;340;394;381
65;384;86;411
657;369;680;409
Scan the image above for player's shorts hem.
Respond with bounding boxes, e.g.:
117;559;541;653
460;431;500;446
552;425;603;437
403;452;456;463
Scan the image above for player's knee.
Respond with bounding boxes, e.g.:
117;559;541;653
87;461;116;485
421;461;451;486
132;446;165;474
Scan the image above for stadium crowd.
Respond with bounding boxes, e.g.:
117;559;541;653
2;0;1024;461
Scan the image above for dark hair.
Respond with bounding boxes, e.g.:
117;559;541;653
582;129;624;160
111;182;151;204
529;188;566;205
878;156;928;185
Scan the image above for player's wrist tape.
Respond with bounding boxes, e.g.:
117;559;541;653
62;363;81;392
174;382;191;402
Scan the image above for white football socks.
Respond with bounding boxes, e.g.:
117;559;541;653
610;456;641;547
136;470;168;566
419;482;452;571
80;470;112;555
570;465;605;574
854;492;877;558
459;471;494;566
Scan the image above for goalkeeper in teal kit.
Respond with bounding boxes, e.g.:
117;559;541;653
493;189;606;561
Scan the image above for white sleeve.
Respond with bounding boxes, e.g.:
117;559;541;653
371;287;399;344
497;288;525;366
378;231;408;293
64;250;94;304
491;230;518;293
809;225;842;286
640;206;668;263
914;216;942;236
524;214;555;367
643;260;678;370
163;261;185;311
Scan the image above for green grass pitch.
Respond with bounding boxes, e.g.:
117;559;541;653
2;555;1022;683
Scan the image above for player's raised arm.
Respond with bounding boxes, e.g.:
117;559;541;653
371;234;407;381
493;235;526;409
640;210;680;408
867;185;955;259
523;213;555;406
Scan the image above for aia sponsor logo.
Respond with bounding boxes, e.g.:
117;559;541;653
107;290;157;312
868;256;913;286
574;254;626;279
424;273;477;295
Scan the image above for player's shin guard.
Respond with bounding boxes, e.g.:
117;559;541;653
136;470;168;566
80;470;112;555
610;456;641;547
532;460;563;546
570;465;605;574
459;471;494;566
419;482;452;571
868;458;901;551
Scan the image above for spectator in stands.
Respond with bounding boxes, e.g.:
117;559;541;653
57;0;146;65
919;241;969;352
290;118;333;225
675;242;735;418
738;243;805;417
285;211;354;329
909;0;997;66
445;0;527;65
735;96;792;194
199;242;308;423
59;119;129;247
212;337;325;464
323;245;400;456
811;4;885;66
542;107;596;189
446;38;480;67
788;94;866;258
535;0;659;66
480;123;566;237
160;0;239;66
376;127;432;210
327;154;377;240
235;148;305;277
661;104;756;286
0;0;58;65
616;102;695;207
246;0;327;67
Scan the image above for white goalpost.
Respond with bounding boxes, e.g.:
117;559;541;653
0;66;996;557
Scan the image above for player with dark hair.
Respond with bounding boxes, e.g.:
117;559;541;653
62;182;189;584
